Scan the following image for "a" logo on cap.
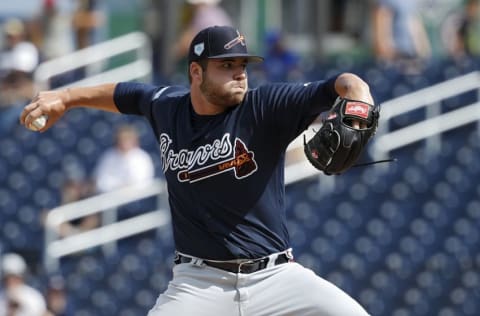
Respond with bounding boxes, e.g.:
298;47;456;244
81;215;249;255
224;30;246;50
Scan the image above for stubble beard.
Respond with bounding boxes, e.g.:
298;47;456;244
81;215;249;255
200;74;246;107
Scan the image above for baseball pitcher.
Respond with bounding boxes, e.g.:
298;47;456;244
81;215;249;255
21;26;379;315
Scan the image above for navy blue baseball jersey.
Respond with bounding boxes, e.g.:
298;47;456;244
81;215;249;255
113;78;338;260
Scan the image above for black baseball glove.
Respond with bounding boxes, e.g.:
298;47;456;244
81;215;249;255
304;97;380;175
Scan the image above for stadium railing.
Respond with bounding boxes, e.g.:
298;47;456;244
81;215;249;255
371;71;480;159
34;31;152;90
43;178;169;273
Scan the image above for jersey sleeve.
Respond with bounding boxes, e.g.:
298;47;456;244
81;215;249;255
250;75;339;137
113;82;159;117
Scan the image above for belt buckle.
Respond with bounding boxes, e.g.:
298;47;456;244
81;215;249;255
237;260;255;274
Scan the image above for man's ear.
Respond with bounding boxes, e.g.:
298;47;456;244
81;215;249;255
190;62;203;83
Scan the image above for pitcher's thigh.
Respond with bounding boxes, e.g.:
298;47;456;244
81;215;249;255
248;263;370;316
147;267;238;316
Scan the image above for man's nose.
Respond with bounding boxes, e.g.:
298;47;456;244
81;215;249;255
233;68;247;80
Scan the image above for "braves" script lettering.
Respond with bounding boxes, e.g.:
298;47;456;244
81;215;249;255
160;133;232;172
159;133;258;183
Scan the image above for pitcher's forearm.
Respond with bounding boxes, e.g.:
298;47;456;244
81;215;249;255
20;83;121;131
63;83;119;112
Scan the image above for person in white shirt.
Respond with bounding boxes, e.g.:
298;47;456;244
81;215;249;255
94;124;155;193
0;18;39;132
0;253;47;316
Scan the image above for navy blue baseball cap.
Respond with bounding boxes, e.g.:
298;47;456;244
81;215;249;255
188;25;264;64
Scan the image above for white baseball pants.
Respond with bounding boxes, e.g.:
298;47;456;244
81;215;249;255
147;260;370;316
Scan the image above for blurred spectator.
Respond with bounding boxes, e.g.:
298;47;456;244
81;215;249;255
142;0;165;81
0;19;40;75
0;18;39;133
50;176;98;238
37;0;76;61
39;162;97;239
371;0;431;72
72;0;105;50
44;275;71;316
0;253;46;316
93;124;155;220
442;0;480;59
93;124;155;194
261;30;303;82
173;0;232;66
71;0;107;82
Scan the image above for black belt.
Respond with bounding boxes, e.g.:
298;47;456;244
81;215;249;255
174;253;292;274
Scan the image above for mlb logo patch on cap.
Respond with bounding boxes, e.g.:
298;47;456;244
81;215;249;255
194;42;205;56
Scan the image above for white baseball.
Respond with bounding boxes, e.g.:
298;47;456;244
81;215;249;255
29;115;48;131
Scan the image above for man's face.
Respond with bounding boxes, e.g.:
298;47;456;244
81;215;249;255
116;130;138;153
4;33;20;48
199;58;249;107
3;275;20;287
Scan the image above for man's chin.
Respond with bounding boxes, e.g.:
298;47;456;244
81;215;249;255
230;92;245;104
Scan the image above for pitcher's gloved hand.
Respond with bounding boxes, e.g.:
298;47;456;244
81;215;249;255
304;97;380;175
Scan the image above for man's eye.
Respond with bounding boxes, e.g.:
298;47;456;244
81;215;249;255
222;63;232;68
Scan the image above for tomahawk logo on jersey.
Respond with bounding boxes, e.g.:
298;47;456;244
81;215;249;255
160;133;258;183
